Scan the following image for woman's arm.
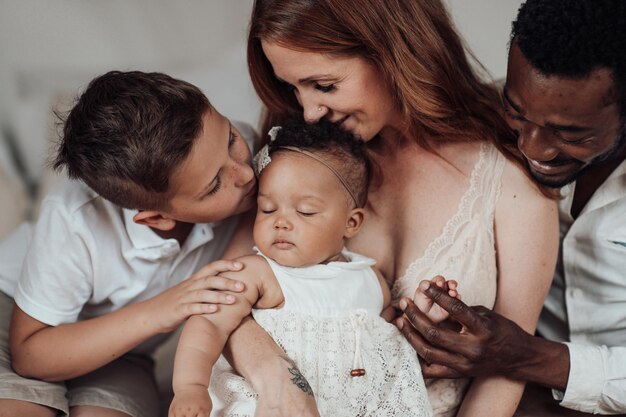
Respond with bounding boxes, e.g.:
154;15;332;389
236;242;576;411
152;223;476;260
220;211;321;417
457;161;559;416
224;319;320;417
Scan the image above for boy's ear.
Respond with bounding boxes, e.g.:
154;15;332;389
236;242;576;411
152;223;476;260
344;208;365;239
133;211;177;231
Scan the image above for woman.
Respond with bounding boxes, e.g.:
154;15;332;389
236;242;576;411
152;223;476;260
225;0;558;416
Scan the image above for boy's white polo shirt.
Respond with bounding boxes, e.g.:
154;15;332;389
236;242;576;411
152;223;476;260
5;179;238;353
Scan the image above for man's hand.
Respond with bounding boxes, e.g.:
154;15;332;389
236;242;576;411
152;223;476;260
395;282;547;377
169;386;213;417
146;259;246;333
395;283;570;390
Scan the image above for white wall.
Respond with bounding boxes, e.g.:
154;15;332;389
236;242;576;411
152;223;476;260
446;0;523;79
0;0;523;184
0;0;258;183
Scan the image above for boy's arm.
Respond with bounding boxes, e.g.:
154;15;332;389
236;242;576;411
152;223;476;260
10;259;245;382
170;255;279;417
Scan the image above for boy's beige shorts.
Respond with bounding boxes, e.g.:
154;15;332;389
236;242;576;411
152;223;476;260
0;291;161;417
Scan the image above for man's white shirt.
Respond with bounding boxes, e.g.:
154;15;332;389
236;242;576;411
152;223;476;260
538;159;626;414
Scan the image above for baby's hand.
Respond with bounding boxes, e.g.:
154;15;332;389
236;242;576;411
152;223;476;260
169;387;213;417
413;275;460;324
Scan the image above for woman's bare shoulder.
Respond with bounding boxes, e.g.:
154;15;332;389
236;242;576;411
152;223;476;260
498;156;552;204
432;139;484;176
495;157;557;239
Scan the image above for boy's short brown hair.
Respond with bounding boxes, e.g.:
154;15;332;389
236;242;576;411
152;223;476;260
54;71;210;210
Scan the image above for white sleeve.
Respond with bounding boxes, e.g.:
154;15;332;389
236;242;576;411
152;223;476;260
0;222;32;297
554;343;626;414
14;198;94;326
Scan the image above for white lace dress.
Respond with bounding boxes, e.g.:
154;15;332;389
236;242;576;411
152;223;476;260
210;248;433;417
392;142;506;417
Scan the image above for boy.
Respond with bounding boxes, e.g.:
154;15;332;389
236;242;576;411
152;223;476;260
0;71;255;417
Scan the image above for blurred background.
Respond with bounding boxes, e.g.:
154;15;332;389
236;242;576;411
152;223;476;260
0;0;524;238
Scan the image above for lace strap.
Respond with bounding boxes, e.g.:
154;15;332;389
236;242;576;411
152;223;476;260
476;144;506;217
396;143;505;289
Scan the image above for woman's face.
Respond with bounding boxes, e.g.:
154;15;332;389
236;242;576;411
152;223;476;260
261;41;400;141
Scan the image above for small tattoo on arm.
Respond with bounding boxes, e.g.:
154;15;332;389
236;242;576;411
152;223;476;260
288;367;314;395
280;355;314;396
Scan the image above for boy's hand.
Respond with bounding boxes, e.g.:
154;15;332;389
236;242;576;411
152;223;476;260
412;275;460;324
169;386;212;417
147;259;246;333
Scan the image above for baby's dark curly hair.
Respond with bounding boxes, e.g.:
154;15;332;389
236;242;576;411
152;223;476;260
512;0;626;118
267;118;370;207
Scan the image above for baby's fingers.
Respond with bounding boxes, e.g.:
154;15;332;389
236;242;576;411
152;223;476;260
446;280;460;299
431;275;446;288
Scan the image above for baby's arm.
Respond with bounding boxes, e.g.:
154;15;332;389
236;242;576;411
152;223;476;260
371;267;397;322
169;255;280;417
413;275;460;324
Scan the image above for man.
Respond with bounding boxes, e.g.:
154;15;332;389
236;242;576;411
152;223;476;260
396;0;626;415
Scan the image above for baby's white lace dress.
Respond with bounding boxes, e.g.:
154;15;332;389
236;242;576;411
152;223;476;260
392;142;506;417
210;248;433;417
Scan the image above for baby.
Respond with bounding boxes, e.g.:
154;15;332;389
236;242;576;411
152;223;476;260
170;119;455;417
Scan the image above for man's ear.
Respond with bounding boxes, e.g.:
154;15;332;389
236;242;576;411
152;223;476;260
344;208;365;239
133;210;177;231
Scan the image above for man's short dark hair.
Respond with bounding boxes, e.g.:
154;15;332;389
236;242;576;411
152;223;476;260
268;118;371;207
511;0;626;118
53;71;211;210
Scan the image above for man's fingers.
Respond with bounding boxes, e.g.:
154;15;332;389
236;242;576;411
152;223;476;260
425;283;484;332
396;316;458;364
395;317;448;363
420;362;463;379
399;298;476;356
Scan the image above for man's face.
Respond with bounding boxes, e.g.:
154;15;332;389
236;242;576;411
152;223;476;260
503;43;625;188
